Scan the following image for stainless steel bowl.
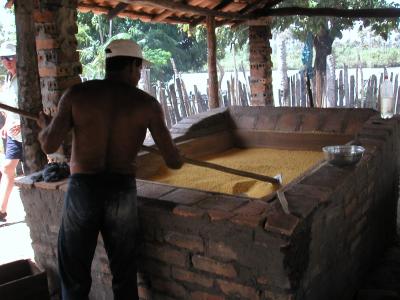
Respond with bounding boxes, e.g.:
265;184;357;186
322;145;365;167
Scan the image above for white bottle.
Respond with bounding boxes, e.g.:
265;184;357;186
379;75;394;119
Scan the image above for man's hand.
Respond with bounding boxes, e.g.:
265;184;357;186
37;111;51;129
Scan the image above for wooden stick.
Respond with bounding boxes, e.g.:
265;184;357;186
141;145;281;186
0;102;38;121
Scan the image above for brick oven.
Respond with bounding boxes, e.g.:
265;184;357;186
16;107;400;300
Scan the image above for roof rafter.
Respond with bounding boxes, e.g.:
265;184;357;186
262;7;400;18
107;3;129;20
190;0;235;27
119;0;249;20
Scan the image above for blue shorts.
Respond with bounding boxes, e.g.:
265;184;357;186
5;136;22;160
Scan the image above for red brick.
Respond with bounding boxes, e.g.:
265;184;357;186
255;113;279;130
192;255;237;278
275;113;300;131
264;210;299;237
207;209;234;221
138;286;151;300
231;214;265;228
344;198;358;217
257;276;268;285
59;183;68;192
33;10;55;23
36;38;59;50
144;243;188;267
160;188;208;205
299;113;321;132
151;278;187;299
233;200;268;216
38;67;58;77
34;178;68;190
137;182;175;199
191;291;225;300
172;267;214;288
142;259;171;278
208;241;238;261
197;195;247;212
264;290;294;300
285;183;332;203
217;279;260;299
173;205;206;218
165;231;204;252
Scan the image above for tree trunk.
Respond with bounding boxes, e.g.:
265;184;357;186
206;16;219;108
313;27;333;107
14;0;47;174
277;31;289;106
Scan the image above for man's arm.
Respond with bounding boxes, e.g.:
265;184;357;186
148;99;183;169
37;89;73;154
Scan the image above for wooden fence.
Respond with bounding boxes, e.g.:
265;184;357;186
140;61;251;128
278;67;400;114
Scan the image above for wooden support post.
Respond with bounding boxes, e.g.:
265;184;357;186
206;16;219;109
14;0;47;174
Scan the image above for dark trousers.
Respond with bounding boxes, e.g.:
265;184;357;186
58;173;138;300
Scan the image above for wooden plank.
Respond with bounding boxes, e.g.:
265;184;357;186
158;82;171;128
194;85;203;113
290;75;296;106
349;75;355;107
394;74;399;114
338;70;344;107
295;74;301;107
169;84;182;122
344;65;349;107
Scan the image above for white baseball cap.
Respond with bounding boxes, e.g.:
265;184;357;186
105;39;150;66
0;42;16;57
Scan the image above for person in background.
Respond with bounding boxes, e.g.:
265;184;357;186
37;39;183;299
0;42;22;222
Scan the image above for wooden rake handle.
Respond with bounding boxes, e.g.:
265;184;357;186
2;104;281;187
0;102;39;121
141;145;281;186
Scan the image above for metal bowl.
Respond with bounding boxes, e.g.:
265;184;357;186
322;145;365;167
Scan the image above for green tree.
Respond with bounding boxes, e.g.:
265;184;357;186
76;12;209;83
273;0;400;106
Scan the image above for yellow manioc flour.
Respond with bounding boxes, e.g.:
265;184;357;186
148;148;324;198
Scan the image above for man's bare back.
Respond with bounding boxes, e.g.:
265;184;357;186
39;79;181;175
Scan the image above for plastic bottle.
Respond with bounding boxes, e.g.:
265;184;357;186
379;75;394;119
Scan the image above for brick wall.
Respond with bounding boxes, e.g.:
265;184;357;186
249;23;273;106
34;0;81;160
16;108;400;300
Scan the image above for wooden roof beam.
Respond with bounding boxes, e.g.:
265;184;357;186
261;7;400;18
190;0;234;27
241;0;284;14
151;9;174;22
107;3;129;20
119;0;248;20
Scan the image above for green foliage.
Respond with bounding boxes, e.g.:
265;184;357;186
272;0;400;74
77;13;209;82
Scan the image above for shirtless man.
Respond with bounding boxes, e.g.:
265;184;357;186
37;39;183;300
